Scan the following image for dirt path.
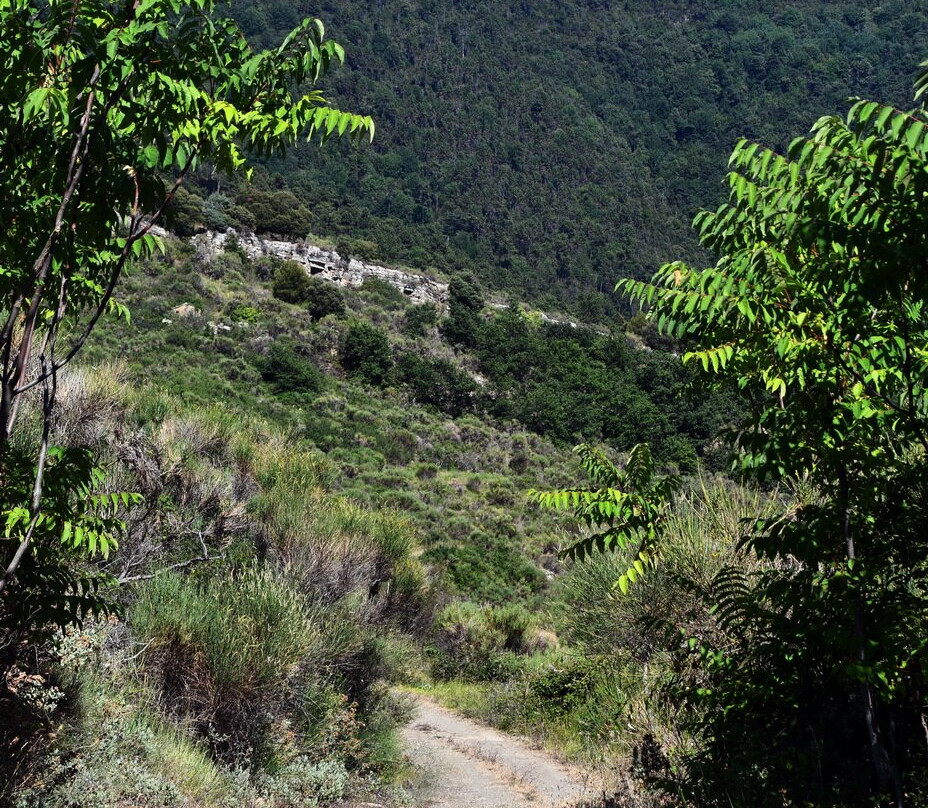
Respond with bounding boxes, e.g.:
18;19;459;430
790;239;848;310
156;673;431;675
400;694;593;808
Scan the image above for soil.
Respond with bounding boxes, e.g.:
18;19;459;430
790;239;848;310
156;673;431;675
398;694;593;808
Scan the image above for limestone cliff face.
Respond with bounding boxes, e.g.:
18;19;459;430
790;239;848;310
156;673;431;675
191;229;448;309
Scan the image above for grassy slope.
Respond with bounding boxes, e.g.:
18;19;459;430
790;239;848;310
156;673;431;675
69;235;743;788
83;237;584;614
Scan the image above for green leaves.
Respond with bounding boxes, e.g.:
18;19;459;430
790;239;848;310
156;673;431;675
530;443;679;587
0;0;372;336
614;76;928;804
1;445;135;627
0;0;374;634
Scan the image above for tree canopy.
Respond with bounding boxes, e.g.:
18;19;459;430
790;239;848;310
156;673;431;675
0;0;371;630
538;66;928;806
216;0;928;313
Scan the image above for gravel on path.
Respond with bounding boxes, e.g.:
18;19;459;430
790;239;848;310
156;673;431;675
400;694;593;808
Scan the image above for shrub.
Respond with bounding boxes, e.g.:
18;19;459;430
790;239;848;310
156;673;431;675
430;601;534;682
403;303;439;337
256;758;348;805
489;603;535;654
358;276;407;310
272;260;310;303
441;274;483;348
414;462;438;480
227;301;260;324
255;454;429;630
336;236;380;262
304;278;345;320
341;322;392;385
202;192;254;232
432;601;507;682
561;477;768;663
206;249;246;280
260;341;324;396
423;532;546;603
165;187;205;237
132;568;319;760
238;189;312;237
394;353;476;417
526;657;597;718
253;255;281;281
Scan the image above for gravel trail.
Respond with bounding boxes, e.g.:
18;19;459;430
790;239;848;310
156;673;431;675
400;694;593;808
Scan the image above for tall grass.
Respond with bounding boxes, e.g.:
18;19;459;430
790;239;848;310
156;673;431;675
132;567;320;760
550;474;776;778
561;475;771;662
254;449;428;628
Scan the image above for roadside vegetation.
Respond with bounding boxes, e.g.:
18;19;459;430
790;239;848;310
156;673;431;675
3;367;427;806
2;219;733;803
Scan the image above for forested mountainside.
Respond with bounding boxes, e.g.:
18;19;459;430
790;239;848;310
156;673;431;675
218;0;928;312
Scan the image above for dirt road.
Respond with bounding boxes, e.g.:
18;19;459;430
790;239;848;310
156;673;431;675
400;694;593;808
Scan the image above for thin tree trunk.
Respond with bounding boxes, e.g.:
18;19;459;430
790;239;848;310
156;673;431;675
839;468;904;807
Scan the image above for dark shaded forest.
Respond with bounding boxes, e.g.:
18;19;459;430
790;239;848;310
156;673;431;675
224;0;928;314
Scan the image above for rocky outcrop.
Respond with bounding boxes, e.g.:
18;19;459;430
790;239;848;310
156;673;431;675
190;228;449;309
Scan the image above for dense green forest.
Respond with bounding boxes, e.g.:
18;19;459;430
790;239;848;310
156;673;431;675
216;0;928;313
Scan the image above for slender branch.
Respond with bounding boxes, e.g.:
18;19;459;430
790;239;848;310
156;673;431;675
118;552;218;583
0;345;58;596
15;159;196;395
0;65;100;445
118;532;217;584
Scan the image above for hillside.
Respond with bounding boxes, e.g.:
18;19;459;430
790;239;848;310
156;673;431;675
0;225;729;804
211;0;928;313
82;229;728;605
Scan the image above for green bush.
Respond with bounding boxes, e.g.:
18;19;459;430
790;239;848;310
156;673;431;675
403;302;439;337
441;274;483;348
253;255;281;281
132;568;319;760
227;301;260;324
165;187;205;237
336;236;381;262
431;602;500;682
272;260;310;303
341;322;393;385
255;758;348;805
236;189;312;238
357;276;407;310
414;462;438;480
489;603;535;654
395;353;476;417
561;478;768;663
431;601;532;682
526;657;596;718
304;278;345;320
202;192;254;232
255;457;429;629
260;341;324;396
423;531;546;603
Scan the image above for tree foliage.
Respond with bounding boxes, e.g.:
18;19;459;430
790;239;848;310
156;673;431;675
272;260;311;303
530;444;679;594
0;0;371;628
440;274;484;349
609;70;928;806
261;340;324;396
341;321;392;385
304;277;345;321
